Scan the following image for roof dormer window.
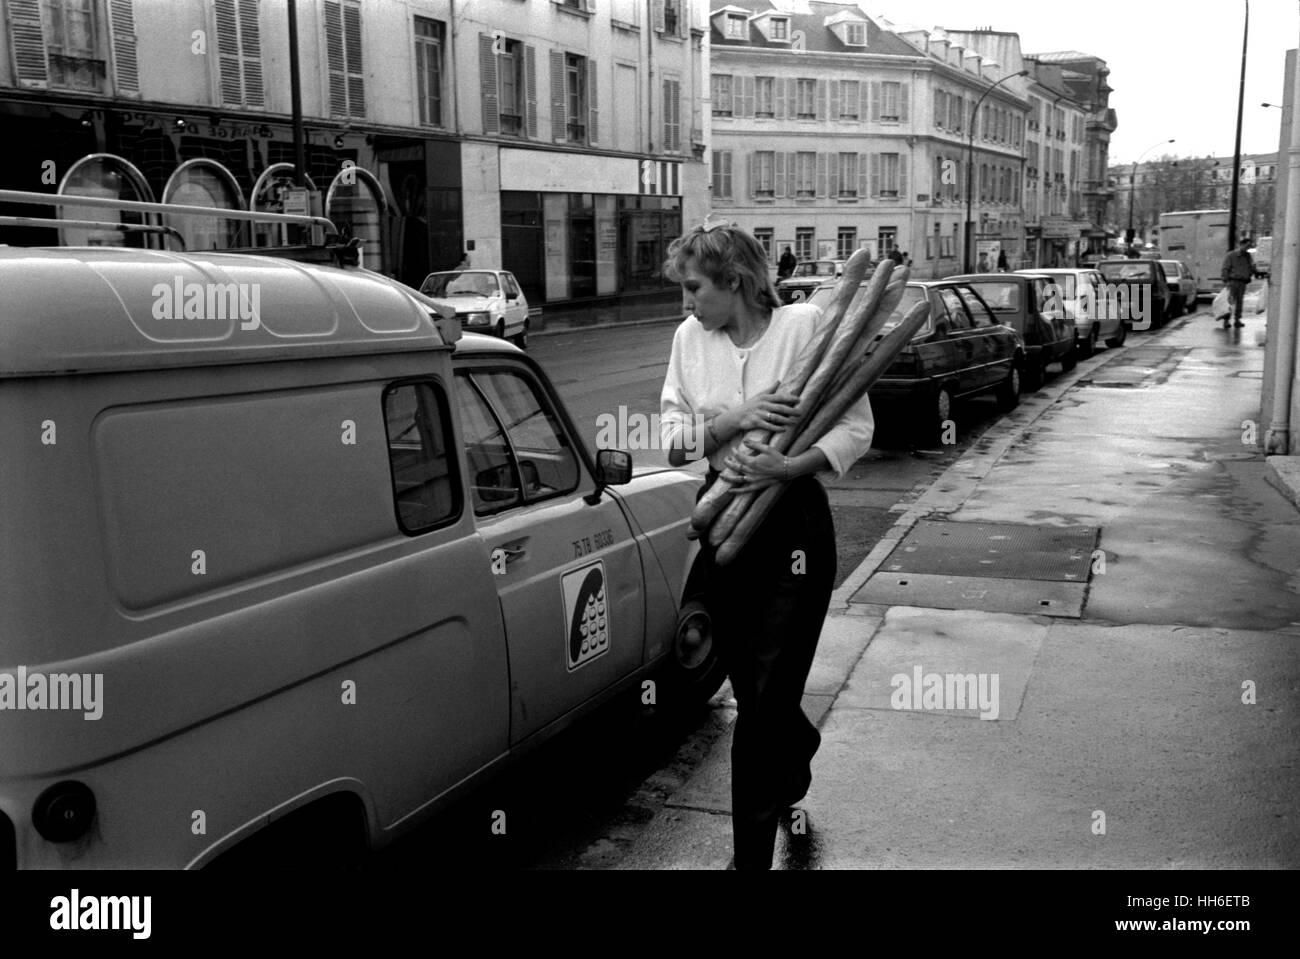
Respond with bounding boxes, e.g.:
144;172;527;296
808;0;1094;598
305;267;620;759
824;12;869;48
768;17;789;40
725;14;745;38
844;22;865;45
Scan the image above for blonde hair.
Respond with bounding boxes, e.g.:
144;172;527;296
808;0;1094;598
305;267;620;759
663;223;781;313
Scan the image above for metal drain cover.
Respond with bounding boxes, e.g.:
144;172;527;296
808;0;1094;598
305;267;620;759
852;520;1100;617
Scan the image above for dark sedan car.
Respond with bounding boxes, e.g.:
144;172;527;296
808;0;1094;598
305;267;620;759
1096;259;1174;329
807;279;1024;444
945;273;1077;390
777;259;842;304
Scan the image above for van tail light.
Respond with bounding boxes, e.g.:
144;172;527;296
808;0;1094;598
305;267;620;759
0;810;14;870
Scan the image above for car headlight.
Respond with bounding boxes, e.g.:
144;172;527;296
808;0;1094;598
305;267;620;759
462;312;491;326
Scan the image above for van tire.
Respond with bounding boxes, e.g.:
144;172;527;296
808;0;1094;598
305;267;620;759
510;322;528;349
1105;322;1128;348
205;793;368;871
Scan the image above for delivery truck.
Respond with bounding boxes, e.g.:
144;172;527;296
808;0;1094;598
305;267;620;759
1158;209;1231;299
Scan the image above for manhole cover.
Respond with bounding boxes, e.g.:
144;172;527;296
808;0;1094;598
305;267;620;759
851;519;1101;618
874;519;1099;582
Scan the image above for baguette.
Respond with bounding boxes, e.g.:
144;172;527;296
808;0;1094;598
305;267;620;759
714;299;932;567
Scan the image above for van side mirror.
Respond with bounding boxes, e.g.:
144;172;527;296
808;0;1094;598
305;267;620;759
585;449;633;504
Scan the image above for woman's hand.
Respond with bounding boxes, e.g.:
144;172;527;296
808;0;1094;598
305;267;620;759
732;385;801;434
724;437;790;493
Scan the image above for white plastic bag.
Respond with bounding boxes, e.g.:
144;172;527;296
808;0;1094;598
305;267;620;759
1245;278;1268;314
1212;287;1231;319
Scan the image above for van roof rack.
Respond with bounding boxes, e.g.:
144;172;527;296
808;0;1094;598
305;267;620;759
0;188;361;266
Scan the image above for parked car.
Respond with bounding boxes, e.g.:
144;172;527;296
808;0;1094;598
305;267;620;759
1014;268;1127;358
777;259;843;304
1159;259;1198;315
807;278;1024;444
1096;259;1175;329
946;273;1077;390
420;268;531;348
0;242;718;869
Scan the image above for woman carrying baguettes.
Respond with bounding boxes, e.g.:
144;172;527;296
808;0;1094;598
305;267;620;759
659;219;874;870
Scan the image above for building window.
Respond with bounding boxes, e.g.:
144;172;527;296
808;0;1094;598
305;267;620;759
755;76;774;117
839;80;859;120
838;153;858;196
499;39;523;134
565;53;587;142
795;228;814;261
662;77;681;152
711;74;732;116
414;16;444;127
724;13;745;38
880;81;901;121
214;0;263;107
950;94;963;133
711;150;733;199
325;0;365;118
795;78;816;119
837;228;857;260
845;22;866;45
754;228;774;262
662;0;683;35
795;152;815;197
40;0;110;91
753;151;775;197
880;153;900;197
769;17;789;40
878;228;896;255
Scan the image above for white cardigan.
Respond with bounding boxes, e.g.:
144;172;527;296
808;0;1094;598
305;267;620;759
660;303;875;479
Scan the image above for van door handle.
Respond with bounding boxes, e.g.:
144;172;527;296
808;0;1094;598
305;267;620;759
494;542;527;564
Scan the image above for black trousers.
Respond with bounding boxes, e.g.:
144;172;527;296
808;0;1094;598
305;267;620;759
697;472;837;870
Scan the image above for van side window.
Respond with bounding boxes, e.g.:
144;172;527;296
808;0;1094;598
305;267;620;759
384;382;461;533
457;368;581;514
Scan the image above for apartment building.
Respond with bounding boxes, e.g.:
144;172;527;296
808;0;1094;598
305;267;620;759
0;0;709;315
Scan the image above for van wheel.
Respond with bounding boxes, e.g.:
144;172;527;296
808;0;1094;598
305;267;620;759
1105;322;1128;348
995;363;1020;412
510;322;528;349
1077;324;1097;359
1060;343;1078;372
659;599;727;707
495;319;506;340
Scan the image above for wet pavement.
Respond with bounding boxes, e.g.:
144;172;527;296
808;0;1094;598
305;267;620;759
615;308;1300;869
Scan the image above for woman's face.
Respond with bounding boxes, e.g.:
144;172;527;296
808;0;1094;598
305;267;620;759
680;259;739;332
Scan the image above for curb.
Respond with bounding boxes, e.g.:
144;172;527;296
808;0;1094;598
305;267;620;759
1265;455;1300;512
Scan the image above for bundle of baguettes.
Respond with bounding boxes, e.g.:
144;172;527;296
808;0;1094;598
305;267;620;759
689;249;932;566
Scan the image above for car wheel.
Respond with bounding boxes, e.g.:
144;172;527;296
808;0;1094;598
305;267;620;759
1171;295;1184;319
1105;321;1128;348
659;598;727;707
995;362;1020;412
1022;354;1044;392
916;385;954;446
495;319;506;339
1077;324;1097;359
1060;342;1078;372
510;322;528;349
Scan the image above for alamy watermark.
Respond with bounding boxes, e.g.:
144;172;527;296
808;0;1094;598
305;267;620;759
595;406;708;458
890;665;1000;720
151;276;262;330
0;666;103;720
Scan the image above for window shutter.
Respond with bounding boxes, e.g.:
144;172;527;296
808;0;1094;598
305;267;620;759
525;44;538;137
858;153;868;198
775;77;786;118
670;79;681;150
870;81;881;122
816;153;827;197
815;79;826;120
787;78;796;116
774;152;786;198
343;0;365;116
934;89;943;127
8;0;48;88
550;50;566;141
479;34;499;134
722;152;732;198
899;82;909;121
786;151;796;196
216;0;243;104
325;1;347;116
743;76;754;117
899;153;908;200
652;0;665;31
237;0;263;107
870;153;881;197
588;60;598;143
108;0;139;95
829;80;841;120
827;154;839;197
748;152;755;198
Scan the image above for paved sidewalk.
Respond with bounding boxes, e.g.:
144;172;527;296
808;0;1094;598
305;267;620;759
617;308;1300;869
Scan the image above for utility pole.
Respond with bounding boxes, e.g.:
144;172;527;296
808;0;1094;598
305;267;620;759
1228;0;1250;248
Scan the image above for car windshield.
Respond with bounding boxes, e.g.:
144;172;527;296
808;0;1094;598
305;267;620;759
1098;262;1153;281
806;283;930;336
420;271;499;297
814;261;837;276
964;281;1020;312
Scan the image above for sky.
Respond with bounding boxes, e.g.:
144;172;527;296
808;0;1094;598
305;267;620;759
865;0;1296;165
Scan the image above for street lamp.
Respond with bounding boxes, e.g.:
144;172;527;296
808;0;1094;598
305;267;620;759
1127;138;1175;249
964;68;1029;273
1263;102;1283;108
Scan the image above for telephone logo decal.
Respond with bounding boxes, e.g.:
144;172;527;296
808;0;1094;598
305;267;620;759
562;561;609;671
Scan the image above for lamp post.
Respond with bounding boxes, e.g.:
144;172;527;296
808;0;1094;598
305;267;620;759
1127;138;1175;250
964;69;1028;273
1227;0;1249;250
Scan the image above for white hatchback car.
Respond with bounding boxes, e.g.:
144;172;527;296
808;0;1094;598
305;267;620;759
1015;267;1126;358
420;269;531;348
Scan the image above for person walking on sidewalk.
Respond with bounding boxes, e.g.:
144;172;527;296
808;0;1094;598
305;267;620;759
777;245;797;280
1220;236;1256;329
659;221;875;871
